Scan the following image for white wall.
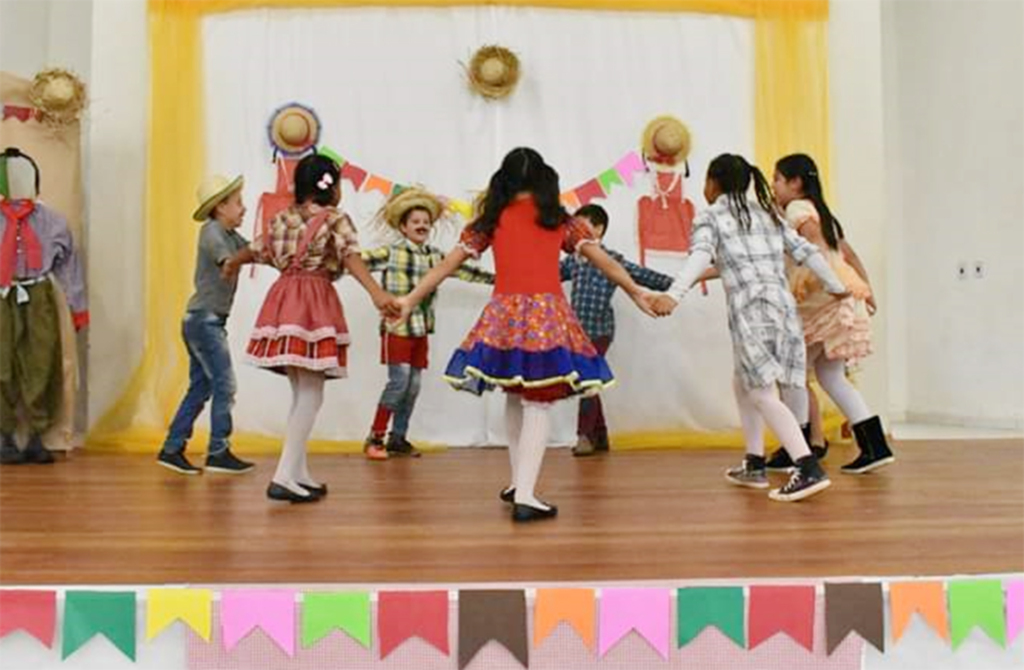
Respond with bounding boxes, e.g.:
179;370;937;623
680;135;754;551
882;0;1024;429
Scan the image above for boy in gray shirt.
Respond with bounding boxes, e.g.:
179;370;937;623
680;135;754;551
157;175;254;475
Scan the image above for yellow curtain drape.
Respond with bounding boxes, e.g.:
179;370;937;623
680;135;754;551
88;0;834;453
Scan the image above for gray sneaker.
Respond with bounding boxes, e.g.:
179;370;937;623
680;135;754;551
725;454;769;489
572;436;597;457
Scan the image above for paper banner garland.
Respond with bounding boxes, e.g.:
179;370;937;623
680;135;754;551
62;591;136;661
949;580;1006;649
378;590;449;659
748;586;815;652
146;588;212;641
534;588;595;650
458;590;528;669
0;589;56;647
825;583;884;654
599;588;671;660
614;151;646;187
302;591;371;649
1006;580;1024;645
676;587;745;649
889;581;949;643
220;590;296;656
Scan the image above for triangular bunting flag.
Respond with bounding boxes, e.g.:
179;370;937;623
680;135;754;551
534;588;595;650
221;590;296;656
825;583;884;654
340;161;368;190
949;580;1006;648
0;590;56;647
458;590;528;669
574;179;606;206
748;586;815;652
391;183;408;197
146;588;212;641
598;168;624;194
378;591;449;659
62;591;137;661
560;191;581;211
1007;581;1024;645
676;587;744;649
447;199;474;220
317;145;345;167
614;151;646;187
363;174;393;197
598;588;671;660
302;592;371;648
890;581;948;643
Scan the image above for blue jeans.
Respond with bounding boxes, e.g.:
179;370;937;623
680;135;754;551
162;311;236;456
379;364;422;439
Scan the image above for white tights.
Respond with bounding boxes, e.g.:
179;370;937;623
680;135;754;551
273;368;325;496
807;344;872;425
505;394;553;510
733;376;811;461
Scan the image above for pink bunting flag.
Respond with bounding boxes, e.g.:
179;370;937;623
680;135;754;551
220;590;296;657
614;151;646;187
598;588;671;659
1008;580;1024;644
749;586;816;652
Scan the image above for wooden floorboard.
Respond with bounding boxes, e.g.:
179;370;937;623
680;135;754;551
1;439;1021;585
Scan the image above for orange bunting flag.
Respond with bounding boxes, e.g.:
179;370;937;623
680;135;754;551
534;589;595;650
560;191;581;211
889;582;949;642
363;174;393;197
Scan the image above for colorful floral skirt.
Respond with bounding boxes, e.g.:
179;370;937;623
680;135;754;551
246;271;349;378
444;292;614;401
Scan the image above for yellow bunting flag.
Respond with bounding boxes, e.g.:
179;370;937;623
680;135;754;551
146;589;213;641
447;199;474;221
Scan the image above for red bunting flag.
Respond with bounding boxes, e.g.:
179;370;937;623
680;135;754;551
378;591;449;659
340;161;368;190
748;586;816;651
574;179;606;206
0;590;56;647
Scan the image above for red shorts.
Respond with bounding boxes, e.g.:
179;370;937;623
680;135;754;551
381;334;429;369
506;383;575;403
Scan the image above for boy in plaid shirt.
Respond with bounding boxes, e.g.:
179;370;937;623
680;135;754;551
560;204;673;456
361;188;493;459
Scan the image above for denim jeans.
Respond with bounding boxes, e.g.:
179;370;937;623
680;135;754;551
379;364;422;439
162;311;236;455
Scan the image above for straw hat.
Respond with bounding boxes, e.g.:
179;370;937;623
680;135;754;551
465;45;521;100
378;187;444;230
267;103;320;156
27;68;87;127
641;115;692;167
193;174;244;221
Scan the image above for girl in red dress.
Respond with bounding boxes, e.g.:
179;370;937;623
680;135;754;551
244;155;392;503
393;148;657;521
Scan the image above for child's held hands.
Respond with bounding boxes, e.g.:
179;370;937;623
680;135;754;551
629;290;660;318
650;294;679;317
386;296;414;324
221;256;242;280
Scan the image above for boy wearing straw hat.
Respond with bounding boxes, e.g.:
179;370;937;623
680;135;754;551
360;188;493;459
157;175;254;475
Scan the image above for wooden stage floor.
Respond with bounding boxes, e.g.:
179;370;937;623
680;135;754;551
1;439;1021;585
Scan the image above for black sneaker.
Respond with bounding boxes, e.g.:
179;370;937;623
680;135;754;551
1;433;25;465
764;447;794;471
157;450;201;475
205;449;255;474
385;436;422;458
23;434;55;464
769;456;831;502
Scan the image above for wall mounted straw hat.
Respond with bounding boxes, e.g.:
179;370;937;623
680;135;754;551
267;103;321;156
465;45;521;100
193;174;244;222
27;68;87;127
641;115;692;168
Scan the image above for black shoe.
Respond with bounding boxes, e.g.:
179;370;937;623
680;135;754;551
1;438;25;465
500;486;515;503
266;482;321;503
811;443;829;460
512;502;559;522
842;416;896;474
769;455;831;502
801;424;829;460
385;436;422;458
157;450;201;475
23;435;55;464
299;482;328;497
765;448;794;471
205;449;255;474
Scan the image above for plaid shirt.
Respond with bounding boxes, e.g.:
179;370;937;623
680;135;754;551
251;205;359;279
560;245;673;340
363;239;494;337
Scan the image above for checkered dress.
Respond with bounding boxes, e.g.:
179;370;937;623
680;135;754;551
362;239;493;337
690;196;819;389
559;246;673;340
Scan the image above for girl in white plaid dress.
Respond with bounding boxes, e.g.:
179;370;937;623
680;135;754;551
653;154;849;502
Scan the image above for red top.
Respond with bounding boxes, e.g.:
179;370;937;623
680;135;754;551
460;197;595;295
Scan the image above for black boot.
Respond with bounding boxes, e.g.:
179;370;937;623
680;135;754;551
841;416;895;475
23;434;54;464
1;433;25;465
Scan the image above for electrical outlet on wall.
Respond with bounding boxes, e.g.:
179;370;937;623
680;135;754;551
957;262;968;280
973;261;985;279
